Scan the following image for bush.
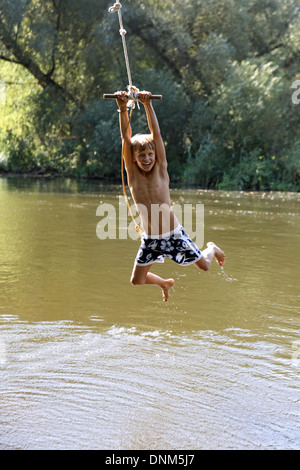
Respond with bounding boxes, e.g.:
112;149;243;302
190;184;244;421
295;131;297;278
279;141;300;190
2;131;39;173
184;134;225;187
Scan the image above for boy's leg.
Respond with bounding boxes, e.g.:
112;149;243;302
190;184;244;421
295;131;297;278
130;263;174;302
194;242;225;271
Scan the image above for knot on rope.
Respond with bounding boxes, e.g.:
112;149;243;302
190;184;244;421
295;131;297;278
127;85;140;110
127;85;139;100
108;2;122;13
119;28;127;36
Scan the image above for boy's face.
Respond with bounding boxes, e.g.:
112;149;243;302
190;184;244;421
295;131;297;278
133;146;156;172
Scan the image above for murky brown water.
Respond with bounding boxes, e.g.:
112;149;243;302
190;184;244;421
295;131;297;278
0;176;299;449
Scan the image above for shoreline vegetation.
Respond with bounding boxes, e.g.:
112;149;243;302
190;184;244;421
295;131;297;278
0;0;299;192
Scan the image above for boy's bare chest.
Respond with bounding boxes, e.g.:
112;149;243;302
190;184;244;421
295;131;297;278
129;169;170;205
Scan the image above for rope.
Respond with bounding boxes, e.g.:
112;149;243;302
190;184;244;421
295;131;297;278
109;1;142;236
109;2;132;88
109;2;140;109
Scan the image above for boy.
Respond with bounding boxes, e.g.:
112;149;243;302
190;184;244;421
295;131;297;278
115;90;225;302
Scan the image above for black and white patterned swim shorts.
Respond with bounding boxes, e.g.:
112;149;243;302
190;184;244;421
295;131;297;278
135;226;202;266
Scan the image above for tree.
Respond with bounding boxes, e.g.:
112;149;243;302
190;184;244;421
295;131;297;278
0;0;299;189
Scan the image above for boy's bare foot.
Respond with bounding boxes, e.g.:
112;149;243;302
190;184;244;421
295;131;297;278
161;278;175;303
207;242;226;266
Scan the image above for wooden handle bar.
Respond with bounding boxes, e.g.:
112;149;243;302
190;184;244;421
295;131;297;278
103;93;162;100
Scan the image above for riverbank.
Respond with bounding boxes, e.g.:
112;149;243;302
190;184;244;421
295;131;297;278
1;169;299;193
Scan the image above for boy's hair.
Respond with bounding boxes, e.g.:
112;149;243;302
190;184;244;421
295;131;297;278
131;134;155;155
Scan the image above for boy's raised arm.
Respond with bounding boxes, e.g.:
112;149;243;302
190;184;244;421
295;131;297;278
139;91;167;167
138;91;160;137
115;91;132;143
115;91;133;173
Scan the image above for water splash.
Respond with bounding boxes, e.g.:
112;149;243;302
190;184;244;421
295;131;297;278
218;266;238;282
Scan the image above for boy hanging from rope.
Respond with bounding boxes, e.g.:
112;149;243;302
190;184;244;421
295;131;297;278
115;90;226;302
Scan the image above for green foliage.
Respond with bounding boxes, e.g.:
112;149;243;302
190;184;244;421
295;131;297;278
279;141;300;190
211;59;292;154
216;151;280;191
2;130;39;173
0;0;299;190
184;135;224;188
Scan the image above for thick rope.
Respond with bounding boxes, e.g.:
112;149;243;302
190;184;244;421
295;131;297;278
109;2;132;88
108;2;140;108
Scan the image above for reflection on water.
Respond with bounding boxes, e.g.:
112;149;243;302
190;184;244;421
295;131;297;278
0;176;299;449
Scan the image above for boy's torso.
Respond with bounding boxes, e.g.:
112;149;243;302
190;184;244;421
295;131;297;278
128;164;179;236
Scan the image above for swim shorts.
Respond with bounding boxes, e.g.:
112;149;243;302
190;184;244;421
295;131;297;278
135;225;202;266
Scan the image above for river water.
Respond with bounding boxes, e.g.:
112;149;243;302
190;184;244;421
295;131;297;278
0;176;299;450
